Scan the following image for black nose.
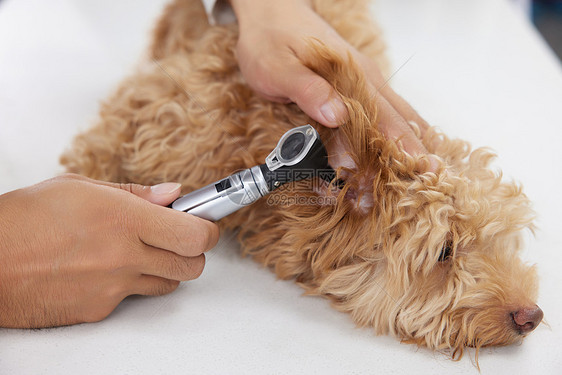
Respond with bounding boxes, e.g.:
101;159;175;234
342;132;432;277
511;305;544;334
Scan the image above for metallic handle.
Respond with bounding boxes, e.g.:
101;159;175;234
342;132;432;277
170;165;269;221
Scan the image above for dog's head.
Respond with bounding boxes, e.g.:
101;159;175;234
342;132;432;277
250;43;542;360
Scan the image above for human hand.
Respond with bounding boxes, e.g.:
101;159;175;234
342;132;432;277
231;0;438;171
0;174;219;328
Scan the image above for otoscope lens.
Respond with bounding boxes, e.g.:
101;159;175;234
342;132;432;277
280;132;305;160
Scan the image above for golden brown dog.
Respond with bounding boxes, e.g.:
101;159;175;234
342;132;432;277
61;0;543;362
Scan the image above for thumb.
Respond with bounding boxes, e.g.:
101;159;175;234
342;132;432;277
114;182;182;206
282;65;348;127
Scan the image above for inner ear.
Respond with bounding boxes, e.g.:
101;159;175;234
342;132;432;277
438;240;454;262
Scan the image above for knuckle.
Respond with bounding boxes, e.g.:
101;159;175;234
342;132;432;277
170;254;205;281
82;306;113;323
162;253;204;282
166;279;181;293
50;173;85;188
383;113;408;139
114;200;148;236
162;254;186;279
203;222;220;250
162;216;219;257
154;279;180;296
389;111;407;128
57;173;80;181
105;282;129;300
189;228;210;254
244;57;285;96
191;222;219;253
186;254;206;280
111;212;139;243
297;77;330;104
251;69;275;95
118;183;135;194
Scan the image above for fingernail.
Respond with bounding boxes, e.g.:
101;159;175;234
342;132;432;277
151;182;182;195
320;97;347;126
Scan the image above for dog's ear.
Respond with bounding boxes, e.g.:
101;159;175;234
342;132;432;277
151;0;211;60
301;40;381;162
301;41;415;178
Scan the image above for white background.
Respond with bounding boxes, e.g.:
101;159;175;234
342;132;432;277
1;0;561;374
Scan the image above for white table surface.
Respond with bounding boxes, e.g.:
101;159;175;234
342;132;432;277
1;0;562;374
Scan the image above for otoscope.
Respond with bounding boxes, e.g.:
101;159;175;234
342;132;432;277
170;125;336;221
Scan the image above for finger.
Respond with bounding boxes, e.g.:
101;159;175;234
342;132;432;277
375;96;427;154
138;248;206;282
356;55;430;132
84;177;219;256
352;55;438;171
84;178;182;207
381;87;430;138
137;206;220;257
353;56;429;136
116;182;182;206
377;94;439;172
374;95;439;172
131;275;181;296
269;62;348;127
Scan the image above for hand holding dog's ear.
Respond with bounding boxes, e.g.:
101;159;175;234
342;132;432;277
231;0;438;172
0;174;219;328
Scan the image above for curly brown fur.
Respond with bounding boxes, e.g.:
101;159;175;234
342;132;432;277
61;0;542;363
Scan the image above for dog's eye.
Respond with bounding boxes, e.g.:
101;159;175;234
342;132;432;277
438;241;453;262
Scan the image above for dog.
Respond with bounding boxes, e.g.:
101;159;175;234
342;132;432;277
60;0;543;362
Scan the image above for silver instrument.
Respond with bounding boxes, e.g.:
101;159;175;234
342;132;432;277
170;124;334;221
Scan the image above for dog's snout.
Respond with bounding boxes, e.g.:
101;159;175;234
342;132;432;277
511;305;543;334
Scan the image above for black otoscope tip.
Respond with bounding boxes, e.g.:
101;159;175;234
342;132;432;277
260;136;339;192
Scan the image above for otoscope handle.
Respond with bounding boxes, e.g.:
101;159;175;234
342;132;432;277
169;165;269;221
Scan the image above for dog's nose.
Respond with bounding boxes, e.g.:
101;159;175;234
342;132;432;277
511;305;543;334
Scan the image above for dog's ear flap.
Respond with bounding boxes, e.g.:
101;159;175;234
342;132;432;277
151;0;211;60
301;40;381;156
301;40;374;109
302;41;410;171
